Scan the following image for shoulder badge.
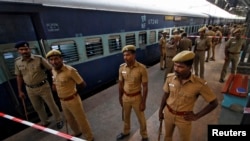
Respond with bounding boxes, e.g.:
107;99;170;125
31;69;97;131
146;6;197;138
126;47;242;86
120;63;126;67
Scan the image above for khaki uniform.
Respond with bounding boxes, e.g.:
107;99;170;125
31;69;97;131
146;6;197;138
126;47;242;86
159;36;168;69
53;64;93;141
163;74;217;141
14;54;62;125
178;37;192;52
205;30;215;61
220;38;246;80
164;42;177;79
211;30;222;60
194;37;210;79
119;61;148;138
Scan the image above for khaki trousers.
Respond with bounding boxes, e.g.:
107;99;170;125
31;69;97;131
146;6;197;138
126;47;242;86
61;95;93;141
122;95;148;138
26;82;62;124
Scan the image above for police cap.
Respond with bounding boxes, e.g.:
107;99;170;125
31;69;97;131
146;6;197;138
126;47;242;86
46;50;62;59
15;41;29;48
162;30;169;34
172;51;195;62
198;27;206;32
122;45;136;53
233;28;241;34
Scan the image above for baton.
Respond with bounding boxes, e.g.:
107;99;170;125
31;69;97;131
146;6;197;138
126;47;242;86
158;119;163;141
21;97;29;120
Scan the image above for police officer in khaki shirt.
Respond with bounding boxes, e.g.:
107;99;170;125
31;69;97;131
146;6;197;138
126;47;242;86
14;41;63;129
46;50;94;141
117;45;149;141
159;31;169;70
194;27;210;79
159;51;218;141
205;25;215;62
219;28;246;83
178;32;192;53
164;37;177;80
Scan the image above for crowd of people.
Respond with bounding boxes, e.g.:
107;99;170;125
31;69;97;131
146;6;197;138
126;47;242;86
13;22;247;141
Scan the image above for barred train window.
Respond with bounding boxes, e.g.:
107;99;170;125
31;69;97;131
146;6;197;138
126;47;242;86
125;33;136;46
139;31;147;47
3;48;39;76
108;35;122;53
85;37;103;58
149;31;156;44
51;40;79;63
158;30;163;40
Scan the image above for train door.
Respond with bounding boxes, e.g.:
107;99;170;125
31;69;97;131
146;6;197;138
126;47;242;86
0;13;48;139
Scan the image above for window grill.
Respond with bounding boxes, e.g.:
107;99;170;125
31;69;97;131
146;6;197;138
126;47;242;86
125;33;136;46
139;31;147;47
108;35;122;53
85;37;103;58
51;40;79;63
149;31;156;44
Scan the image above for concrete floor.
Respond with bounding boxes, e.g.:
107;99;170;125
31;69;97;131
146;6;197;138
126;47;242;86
4;41;246;141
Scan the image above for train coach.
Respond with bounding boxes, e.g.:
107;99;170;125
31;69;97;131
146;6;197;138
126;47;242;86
0;0;245;139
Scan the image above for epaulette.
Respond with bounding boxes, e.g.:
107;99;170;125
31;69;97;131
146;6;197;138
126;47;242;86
194;76;207;85
120;63;126;67
33;54;43;58
167;73;175;78
15;56;22;61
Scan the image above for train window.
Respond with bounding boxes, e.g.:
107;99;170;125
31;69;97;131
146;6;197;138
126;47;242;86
51;40;79;63
139;31;147;47
158;30;163;40
3;48;39;76
125;33;136;46
85;37;103;58
108;35;122;53
149;31;156;44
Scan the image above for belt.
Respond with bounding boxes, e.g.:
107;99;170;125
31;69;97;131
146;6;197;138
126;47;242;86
124;91;141;97
26;80;47;88
166;104;192;116
229;52;240;54
60;93;78;101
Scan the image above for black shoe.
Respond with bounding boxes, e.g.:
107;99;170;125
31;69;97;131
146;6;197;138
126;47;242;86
142;138;149;141
219;79;224;83
116;133;130;140
56;120;64;129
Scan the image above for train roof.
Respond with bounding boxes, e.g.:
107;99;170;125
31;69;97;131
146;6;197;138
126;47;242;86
1;0;245;20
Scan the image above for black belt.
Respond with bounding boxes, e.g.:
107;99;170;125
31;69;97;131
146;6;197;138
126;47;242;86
26;80;47;88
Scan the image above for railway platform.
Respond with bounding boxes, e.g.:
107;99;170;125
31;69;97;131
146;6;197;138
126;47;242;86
3;41;246;141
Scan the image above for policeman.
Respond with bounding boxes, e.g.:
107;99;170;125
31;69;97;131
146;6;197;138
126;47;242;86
159;30;169;70
46;50;94;141
205;25;215;62
159;50;218;141
117;45;149;141
14;41;63;129
194;27;210;79
178;32;192;52
219;28;246;83
210;26;223;61
164;37;177;80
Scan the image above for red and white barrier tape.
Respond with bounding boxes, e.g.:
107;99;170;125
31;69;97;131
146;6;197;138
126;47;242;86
187;35;249;40
0;112;86;141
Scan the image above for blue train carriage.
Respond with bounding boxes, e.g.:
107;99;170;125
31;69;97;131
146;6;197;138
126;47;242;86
0;0;216;140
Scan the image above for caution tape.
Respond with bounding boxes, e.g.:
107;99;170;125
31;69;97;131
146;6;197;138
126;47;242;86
0;112;86;141
187;35;249;40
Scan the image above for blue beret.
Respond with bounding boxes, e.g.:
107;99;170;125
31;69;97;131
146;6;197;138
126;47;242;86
15;41;29;48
